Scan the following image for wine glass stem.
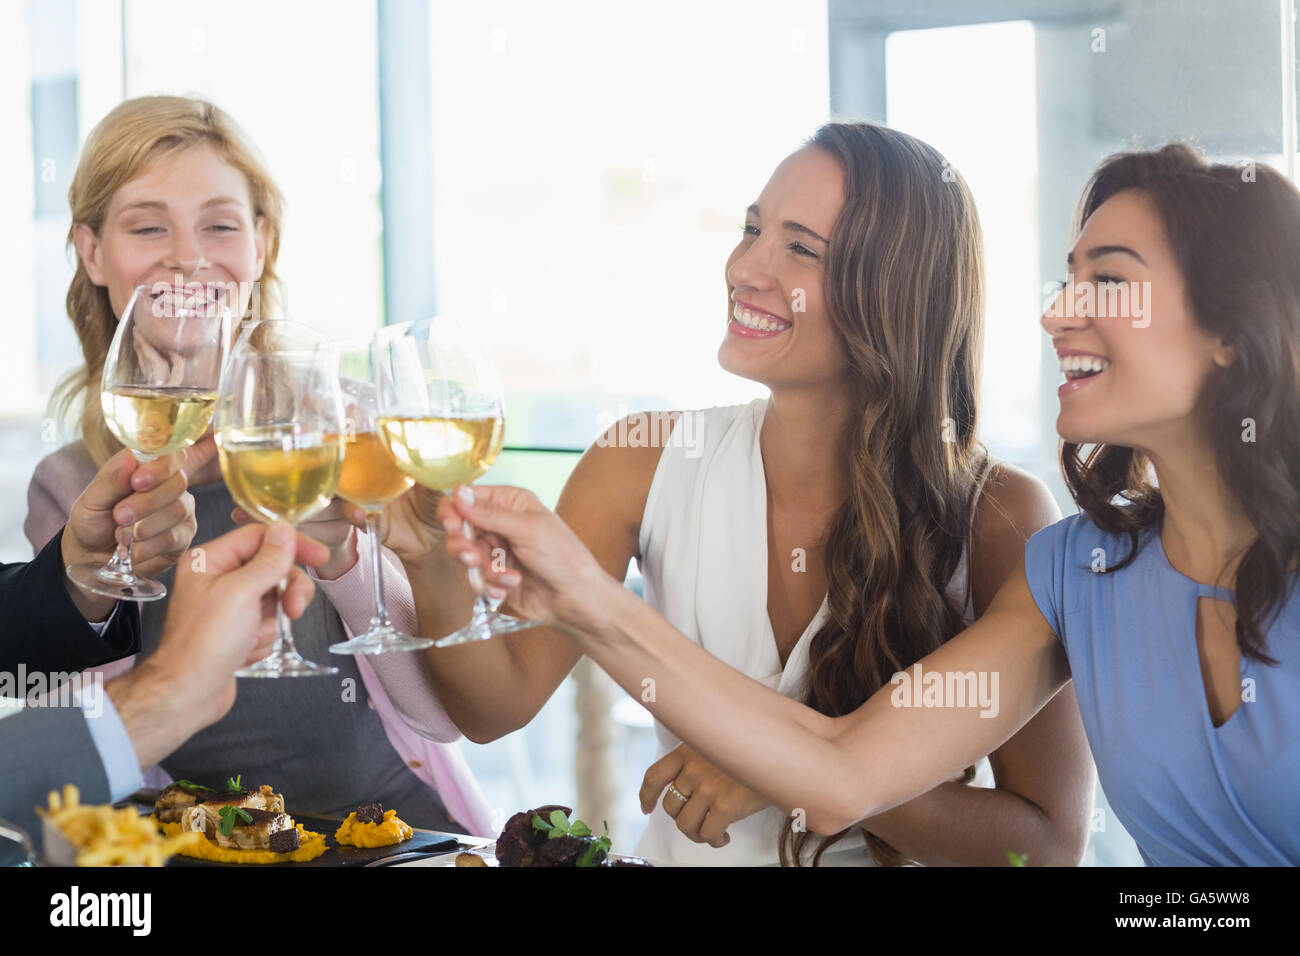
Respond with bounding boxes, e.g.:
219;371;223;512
461;516;486;592
104;451;149;578
461;516;493;633
273;576;296;657
366;511;393;631
104;523;137;577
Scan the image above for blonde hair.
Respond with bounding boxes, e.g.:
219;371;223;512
54;95;285;465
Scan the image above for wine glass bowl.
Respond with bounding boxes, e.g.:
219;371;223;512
215;343;345;677
374;317;536;647
327;341;430;656
67;285;229;601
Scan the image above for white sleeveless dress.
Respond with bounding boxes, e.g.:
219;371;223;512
633;398;994;866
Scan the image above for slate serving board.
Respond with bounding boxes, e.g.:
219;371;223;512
158;810;463;867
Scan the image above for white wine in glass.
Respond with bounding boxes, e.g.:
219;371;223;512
374;317;536;647
215;344;345;677
102;385;218;459
327;341;429;656
376;415;504;490
68;285;229;602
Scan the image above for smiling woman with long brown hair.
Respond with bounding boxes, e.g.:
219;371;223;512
368;121;1094;866
436;142;1300;866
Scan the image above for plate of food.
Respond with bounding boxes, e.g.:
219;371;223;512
416;805;658;867
146;775;460;866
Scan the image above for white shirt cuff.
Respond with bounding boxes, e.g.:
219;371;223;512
73;682;143;802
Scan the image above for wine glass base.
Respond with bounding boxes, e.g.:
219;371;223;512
236;653;338;678
434;611;538;648
66;563;167;602
329;627;434;655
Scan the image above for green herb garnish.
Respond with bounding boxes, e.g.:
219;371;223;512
530;810;612;864
576;822;612;867
1005;850;1028;867
218;805;253;837
224;774;243;792
532;809;592;840
173;779;213;791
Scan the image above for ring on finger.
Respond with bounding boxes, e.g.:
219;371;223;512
666;782;690;803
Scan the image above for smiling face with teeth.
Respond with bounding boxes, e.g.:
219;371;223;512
1041;189;1235;450
718;146;847;390
74;142;267;344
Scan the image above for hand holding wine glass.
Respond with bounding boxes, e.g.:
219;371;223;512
336;484;448;565
67;285;229;602
434;484;618;637
373;316;537;646
214;340;346;677
325;340;431;655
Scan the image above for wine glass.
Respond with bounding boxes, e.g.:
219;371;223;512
327;341;432;655
215;343;345;677
67;284;229;601
374;317;537;647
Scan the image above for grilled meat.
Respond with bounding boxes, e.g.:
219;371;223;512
495;805;571;867
154;782;283;823
180;805;298;852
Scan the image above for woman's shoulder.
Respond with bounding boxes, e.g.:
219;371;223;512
563;401;764;543
1025;508;1132;558
25;441;99;552
29;441;98;495
973;462;1059;543
966;461;1061;614
30;440;98;490
582;400;763;473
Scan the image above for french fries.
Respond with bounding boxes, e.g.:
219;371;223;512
39;784;202;867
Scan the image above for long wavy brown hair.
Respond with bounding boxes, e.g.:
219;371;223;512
53;95;285;466
1062;144;1300;664
778;123;990;866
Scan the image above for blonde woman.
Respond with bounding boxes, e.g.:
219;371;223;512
26;96;491;835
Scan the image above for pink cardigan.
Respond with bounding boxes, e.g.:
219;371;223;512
25;442;495;836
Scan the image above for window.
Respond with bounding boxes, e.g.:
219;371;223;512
427;0;830;451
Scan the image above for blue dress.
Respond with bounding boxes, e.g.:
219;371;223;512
1025;512;1300;866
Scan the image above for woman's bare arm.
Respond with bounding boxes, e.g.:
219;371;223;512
857;465;1093;865
398;417;667;743
577;557;1072;836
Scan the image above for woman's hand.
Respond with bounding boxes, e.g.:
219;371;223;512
232;497;359;580
336;485;447;564
436;484;616;632
62;438;214;620
640;743;770;848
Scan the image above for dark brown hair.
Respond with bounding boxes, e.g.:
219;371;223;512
779;122;989;866
1063;144;1300;663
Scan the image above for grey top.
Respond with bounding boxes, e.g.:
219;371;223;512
142;480;464;831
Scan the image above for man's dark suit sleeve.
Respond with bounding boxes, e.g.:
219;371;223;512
0;527;141;674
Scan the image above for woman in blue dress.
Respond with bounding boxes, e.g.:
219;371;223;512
428;142;1298;866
